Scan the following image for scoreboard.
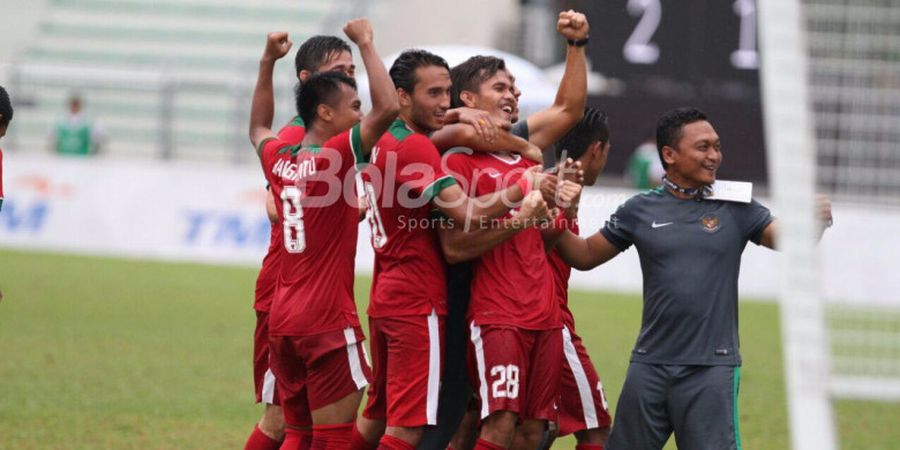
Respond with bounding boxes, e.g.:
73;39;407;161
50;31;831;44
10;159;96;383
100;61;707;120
579;0;768;183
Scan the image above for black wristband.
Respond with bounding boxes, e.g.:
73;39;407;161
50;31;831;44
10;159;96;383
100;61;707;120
567;36;589;47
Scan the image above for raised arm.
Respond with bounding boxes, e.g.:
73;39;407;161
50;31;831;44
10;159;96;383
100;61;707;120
434;166;543;225
524;10;588;150
556;230;620;270
343;18;399;154
759;194;834;250
437;190;550;263
431;124;543;163
250;32;293;152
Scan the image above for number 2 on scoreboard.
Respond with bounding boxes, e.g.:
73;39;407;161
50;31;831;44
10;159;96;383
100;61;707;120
281;186;306;253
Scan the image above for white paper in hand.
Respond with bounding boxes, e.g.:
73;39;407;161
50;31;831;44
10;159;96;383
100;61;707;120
708;180;753;203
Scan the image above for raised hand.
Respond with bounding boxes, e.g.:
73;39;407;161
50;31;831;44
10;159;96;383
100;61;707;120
816;194;833;228
556;180;583;212
451;107;504;144
263;31;292;61
559;157;584;185
519;142;543;164
518;190;550;224
343;18;374;46
557;10;589;41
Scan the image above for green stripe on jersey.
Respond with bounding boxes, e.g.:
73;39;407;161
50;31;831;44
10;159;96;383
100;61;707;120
350;123;366;167
289;116;305;127
257;137;277;155
388;119;414;142
422;176;458;202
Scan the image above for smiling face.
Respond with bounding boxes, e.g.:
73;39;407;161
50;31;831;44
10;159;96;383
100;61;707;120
508;73;522;123
662;120;722;187
460;69;518;123
402;65;452;133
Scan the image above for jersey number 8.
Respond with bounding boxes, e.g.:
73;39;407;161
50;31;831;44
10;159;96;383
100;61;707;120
281;186;306;253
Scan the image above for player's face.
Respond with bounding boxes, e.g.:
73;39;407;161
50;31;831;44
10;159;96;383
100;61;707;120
508;74;522;123
0;124;6;140
665;120;722;186
472;69;517;123
317;50;356;79
329;83;364;132
581;140;610;186
407;65;452;133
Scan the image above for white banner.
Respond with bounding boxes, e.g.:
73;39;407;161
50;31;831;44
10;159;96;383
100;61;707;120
1;154;896;306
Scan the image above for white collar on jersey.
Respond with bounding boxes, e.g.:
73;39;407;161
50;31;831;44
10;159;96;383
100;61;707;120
487;152;522;165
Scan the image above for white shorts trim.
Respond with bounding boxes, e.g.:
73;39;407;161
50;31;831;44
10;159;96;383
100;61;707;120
469;322;491;419
563;325;599;429
344;327;369;390
261;368;276;404
426;310;441;425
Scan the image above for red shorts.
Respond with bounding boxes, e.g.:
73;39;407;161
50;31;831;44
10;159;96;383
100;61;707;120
362;311;444;427
467;323;562;421
253;310;280;405
269;327;372;426
558;325;612;435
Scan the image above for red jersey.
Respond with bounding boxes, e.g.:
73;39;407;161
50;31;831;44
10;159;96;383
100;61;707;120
277;115;307;145
259;124;365;336
253;117;306;312
362;119;457;318
445;151;559;330
548;221;579;331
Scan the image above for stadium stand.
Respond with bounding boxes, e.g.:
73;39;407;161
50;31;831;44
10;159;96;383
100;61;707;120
4;0;364;162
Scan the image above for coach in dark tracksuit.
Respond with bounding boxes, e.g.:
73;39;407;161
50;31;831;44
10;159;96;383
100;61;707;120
554;107;832;449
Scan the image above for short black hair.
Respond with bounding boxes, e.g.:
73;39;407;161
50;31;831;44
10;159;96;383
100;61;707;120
655;107;708;169
296;71;357;127
449;55;507;108
390;49;450;94
0;85;13;128
555;107;609;161
294;35;352;78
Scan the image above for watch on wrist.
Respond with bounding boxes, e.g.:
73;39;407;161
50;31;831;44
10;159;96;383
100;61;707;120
567;36;589;47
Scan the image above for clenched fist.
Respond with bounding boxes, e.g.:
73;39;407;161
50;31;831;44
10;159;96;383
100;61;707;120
263;31;292;61
343;18;374;46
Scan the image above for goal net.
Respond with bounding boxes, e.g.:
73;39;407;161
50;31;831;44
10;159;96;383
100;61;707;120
759;0;900;449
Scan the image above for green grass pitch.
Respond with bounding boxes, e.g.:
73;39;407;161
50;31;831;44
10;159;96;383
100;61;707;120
1;249;898;449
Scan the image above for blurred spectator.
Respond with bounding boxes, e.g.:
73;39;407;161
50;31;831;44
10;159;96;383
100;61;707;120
0;84;11;303
49;94;106;156
626;137;664;190
0;84;11;214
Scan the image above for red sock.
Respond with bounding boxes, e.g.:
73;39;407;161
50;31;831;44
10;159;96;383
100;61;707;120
474;438;505;450
244;425;282;450
280;428;312;450
378;434;416;450
576;445;604;450
349;423;378;450
311;423;353;450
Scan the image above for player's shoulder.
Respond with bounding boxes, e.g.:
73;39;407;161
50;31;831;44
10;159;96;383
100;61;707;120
617;186;666;213
323;125;359;149
259;136;294;155
444;147;476;166
386;119;416;142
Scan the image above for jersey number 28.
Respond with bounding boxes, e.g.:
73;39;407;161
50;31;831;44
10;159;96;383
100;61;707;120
281;186;306;253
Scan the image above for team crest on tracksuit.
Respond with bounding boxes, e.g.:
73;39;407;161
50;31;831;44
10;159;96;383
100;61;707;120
701;213;720;233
